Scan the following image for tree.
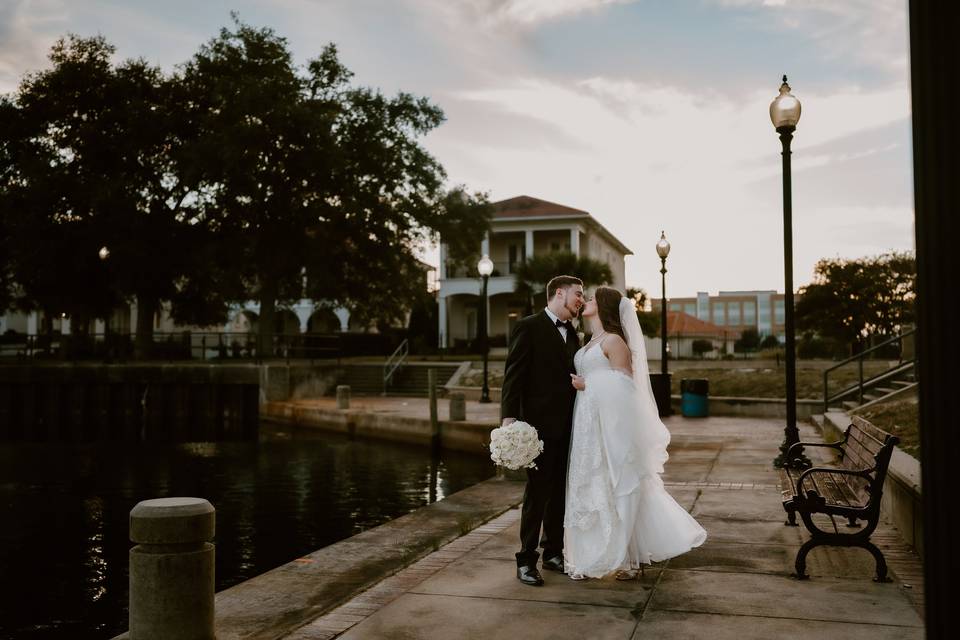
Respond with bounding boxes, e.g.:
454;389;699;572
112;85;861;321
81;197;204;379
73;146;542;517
796;251;915;355
627;286;660;336
0;35;211;356
735;328;760;352
513;252;614;314
182;19;490;354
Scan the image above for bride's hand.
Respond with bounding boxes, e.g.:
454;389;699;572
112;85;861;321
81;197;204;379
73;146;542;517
570;374;586;391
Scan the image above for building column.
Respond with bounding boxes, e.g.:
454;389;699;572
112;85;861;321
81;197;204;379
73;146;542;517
27;311;39;336
334;307;350;332
438;295;448;348
481;231;490;257
294;300;311;333
61;317;71;335
130;302;139;336
525;230;534;259
570;227;580;256
439;243;447;279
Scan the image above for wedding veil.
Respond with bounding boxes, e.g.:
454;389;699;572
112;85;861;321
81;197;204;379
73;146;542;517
619;296;670;477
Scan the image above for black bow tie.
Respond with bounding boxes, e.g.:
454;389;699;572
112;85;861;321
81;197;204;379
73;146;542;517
555;319;573;330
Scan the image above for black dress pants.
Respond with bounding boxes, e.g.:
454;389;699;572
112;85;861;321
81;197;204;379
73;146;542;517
516;435;570;567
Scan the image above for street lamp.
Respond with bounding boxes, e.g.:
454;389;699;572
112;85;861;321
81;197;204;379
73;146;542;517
770;76;810;469
656;231;671;376
477;254;494;403
652;231;672;416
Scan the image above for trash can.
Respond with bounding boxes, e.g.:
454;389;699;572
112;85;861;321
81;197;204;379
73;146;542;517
681;378;709;417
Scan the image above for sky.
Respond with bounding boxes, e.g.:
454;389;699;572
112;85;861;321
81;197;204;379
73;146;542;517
0;0;914;298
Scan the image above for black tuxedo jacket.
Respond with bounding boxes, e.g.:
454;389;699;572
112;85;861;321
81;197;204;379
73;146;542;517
500;310;580;440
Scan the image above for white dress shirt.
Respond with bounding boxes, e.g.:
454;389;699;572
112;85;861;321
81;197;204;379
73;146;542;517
544;307;569;341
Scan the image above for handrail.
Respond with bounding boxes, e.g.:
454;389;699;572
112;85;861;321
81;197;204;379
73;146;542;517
823;328;915;375
823;328;916;412
383;338;409;395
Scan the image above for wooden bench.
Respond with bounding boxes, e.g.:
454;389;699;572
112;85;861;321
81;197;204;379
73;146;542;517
778;415;899;581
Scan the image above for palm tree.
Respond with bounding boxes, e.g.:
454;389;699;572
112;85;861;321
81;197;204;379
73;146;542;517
513;251;614;314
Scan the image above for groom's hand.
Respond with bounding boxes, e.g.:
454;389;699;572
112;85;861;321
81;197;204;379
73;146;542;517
501;418;516;427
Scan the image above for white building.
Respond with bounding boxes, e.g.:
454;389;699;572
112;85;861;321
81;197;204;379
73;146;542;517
438;195;632;349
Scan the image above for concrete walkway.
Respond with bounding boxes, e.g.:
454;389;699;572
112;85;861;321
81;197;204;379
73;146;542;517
280;414;924;639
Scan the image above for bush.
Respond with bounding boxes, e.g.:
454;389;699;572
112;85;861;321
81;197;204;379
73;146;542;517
692;339;714;358
797;333;840;359
760;334;781;349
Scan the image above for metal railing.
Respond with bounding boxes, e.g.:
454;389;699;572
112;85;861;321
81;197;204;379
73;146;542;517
1;331;344;364
383;338;409;395
822;328;916;412
444;261;519;279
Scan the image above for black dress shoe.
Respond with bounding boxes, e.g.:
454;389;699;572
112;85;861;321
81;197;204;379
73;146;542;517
516;565;544;586
542;556;565;573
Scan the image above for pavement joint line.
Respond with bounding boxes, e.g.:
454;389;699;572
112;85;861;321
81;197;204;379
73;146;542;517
283;508;522;639
402;590;649;610
649;606;925;629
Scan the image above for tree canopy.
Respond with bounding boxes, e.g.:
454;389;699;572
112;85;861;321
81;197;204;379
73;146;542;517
0;19;491;355
796;251;915;354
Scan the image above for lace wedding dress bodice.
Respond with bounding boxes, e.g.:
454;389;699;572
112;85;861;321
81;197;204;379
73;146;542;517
564;338;706;577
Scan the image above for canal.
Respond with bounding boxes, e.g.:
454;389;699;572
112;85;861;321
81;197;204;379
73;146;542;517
0;421;495;639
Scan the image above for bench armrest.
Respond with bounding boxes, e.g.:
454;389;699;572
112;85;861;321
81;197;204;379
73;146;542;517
795;466;873;495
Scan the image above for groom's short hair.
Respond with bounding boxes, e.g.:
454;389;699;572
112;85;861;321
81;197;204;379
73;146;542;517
546;275;583;300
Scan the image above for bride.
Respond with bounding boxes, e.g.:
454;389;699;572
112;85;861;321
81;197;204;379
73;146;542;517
564;286;706;580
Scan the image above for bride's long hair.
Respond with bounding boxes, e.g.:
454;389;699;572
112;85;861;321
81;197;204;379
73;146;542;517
595;286;626;341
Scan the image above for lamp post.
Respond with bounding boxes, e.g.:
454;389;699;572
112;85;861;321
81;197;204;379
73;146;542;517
649;232;671;416
477;254;494;403
656;231;670;375
770;76;810;469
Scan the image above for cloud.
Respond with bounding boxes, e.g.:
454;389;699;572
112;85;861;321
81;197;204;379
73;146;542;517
0;0;68;94
711;0;909;80
419;0;637;28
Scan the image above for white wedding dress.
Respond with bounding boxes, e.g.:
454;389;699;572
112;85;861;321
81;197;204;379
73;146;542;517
564;298;706;578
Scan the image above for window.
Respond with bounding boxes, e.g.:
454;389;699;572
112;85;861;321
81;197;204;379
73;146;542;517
743;301;756;324
670;303;683;312
758;299;770;324
774;300;785;325
712;305;725;325
685;303;696;316
728;303;740;325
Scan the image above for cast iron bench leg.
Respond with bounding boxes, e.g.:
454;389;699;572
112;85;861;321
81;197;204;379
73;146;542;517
793;538;819;580
861;540;891;583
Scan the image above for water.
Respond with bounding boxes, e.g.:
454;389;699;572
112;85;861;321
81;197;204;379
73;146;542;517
0;423;494;639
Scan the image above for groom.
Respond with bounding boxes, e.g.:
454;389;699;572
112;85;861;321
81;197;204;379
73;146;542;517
500;275;583;586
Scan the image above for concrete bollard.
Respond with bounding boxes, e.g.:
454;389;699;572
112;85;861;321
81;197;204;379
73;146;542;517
129;497;215;640
336;384;351;409
449;392;466;421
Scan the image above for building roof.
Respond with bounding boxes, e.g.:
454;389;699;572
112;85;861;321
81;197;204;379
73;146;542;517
666;311;732;338
490;195;633;255
492;195;590;219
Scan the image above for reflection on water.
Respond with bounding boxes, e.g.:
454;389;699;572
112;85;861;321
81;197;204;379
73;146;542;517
0;422;494;639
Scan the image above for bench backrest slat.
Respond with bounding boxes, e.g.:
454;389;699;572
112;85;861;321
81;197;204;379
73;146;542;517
837;417;900;509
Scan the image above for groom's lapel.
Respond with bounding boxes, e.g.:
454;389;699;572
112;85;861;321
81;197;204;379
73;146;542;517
539;311;572;369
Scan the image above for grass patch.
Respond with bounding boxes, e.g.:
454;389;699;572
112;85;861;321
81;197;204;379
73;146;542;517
851;400;920;460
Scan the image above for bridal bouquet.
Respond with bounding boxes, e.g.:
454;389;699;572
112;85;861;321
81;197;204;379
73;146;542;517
489;421;544;470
